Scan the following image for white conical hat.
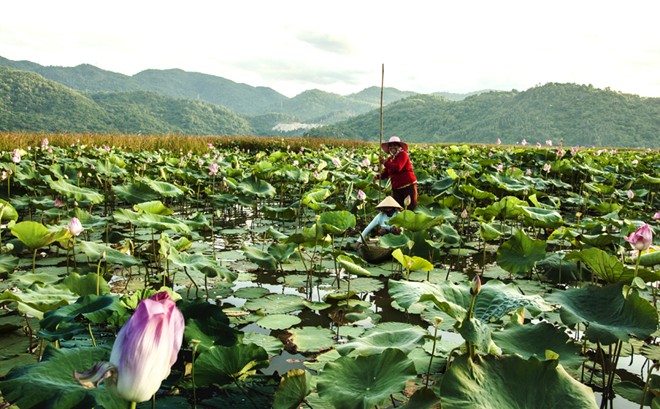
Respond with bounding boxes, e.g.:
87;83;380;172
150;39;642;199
376;196;403;210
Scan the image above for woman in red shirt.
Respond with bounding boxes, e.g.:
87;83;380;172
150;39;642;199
374;136;418;210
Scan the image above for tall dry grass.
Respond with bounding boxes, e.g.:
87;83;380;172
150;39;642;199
0;132;375;154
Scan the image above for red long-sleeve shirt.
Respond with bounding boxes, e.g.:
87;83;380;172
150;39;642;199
378;150;416;189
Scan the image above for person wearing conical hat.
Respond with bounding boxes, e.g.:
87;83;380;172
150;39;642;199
355;196;403;249
374;136;418;210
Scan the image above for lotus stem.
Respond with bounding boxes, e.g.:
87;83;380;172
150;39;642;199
88;323;97;347
191;340;201;408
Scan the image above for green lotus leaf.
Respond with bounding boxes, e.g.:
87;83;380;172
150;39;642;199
547;282;658;345
440;355;597;409
112;182;159;204
335;322;427;356
38;295;123;341
242;245;278;271
479;222;503;241
392;249;433;272
257;314;301;330
456;316;497;354
459;184;497;201
273;369;312;409
379;232;412;248
240;332;284;357
0;283;79;319
112;208;141;225
46;177;105;205
79;240;141;267
637;247;660;267
563;247;632;284
0;345;126;409
134;200;173;215
390;279;469;321
485;173;532;193
288;326;336;354
492;322;584;369
237;175;276;198
319;210;356;235
496;229;547;276
141;178;185;198
168;247;236;280
433;223;461;247
337;255;372;277
233;286;270;299
61;272;110;297
0;199;19;222
0;252;19;274
389;210;442;232
9;221;71;250
195;343;270;386
244;294;307;315
316;348;416;409
398;387;441;409
519;206;564;228
535;252;582;283
179;299;238;352
266;242;297;262
135;212;191;234
640;173;660;184
473;280;552;321
301;188;332;210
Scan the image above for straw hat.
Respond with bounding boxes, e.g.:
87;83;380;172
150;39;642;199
376;196;403;210
381;136;409;153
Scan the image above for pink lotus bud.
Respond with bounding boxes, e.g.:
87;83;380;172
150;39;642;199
75;292;184;403
627;190;634;199
404;195;411;208
68;217;84;237
624;224;653;252
357;189;366;201
331;157;341;167
653;212;660;221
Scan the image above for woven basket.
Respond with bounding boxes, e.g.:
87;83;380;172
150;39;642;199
358;243;393;264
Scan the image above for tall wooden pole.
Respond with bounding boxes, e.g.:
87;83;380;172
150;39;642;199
378;64;384;200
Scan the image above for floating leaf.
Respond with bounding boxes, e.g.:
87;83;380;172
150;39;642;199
547;282;658;345
316;348;416;409
440;355;597;409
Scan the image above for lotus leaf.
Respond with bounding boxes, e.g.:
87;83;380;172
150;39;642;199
9;221;71;250
237;175;276;198
316;348;417;409
492;322;584;369
257;314;301;330
440;355;597;409
496;229;547;276
547;282;658;345
195;343;270;386
273;369;312;409
288;326;335;353
335;322;427;356
0;345;126;409
47;177;105;204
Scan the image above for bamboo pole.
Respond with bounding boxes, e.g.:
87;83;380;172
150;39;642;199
378;64;384;201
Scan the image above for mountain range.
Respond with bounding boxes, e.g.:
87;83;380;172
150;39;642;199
1;56;659;148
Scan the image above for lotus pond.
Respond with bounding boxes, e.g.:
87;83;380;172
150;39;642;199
0;135;659;409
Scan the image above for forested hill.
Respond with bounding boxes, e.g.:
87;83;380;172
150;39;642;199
306;83;660;148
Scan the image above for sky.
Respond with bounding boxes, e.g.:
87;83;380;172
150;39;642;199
1;0;659;98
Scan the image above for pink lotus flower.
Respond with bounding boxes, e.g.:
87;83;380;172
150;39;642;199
68;217;84;237
209;162;219;176
543;163;551;173
624;224;653;252
331;157;341;167
11;149;21;163
75;292;184;403
653;212;660;221
521;138;527;146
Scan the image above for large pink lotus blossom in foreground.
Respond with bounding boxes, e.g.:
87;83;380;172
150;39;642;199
75;292;184;403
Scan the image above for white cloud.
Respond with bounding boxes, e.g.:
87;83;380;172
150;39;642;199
1;0;659;97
